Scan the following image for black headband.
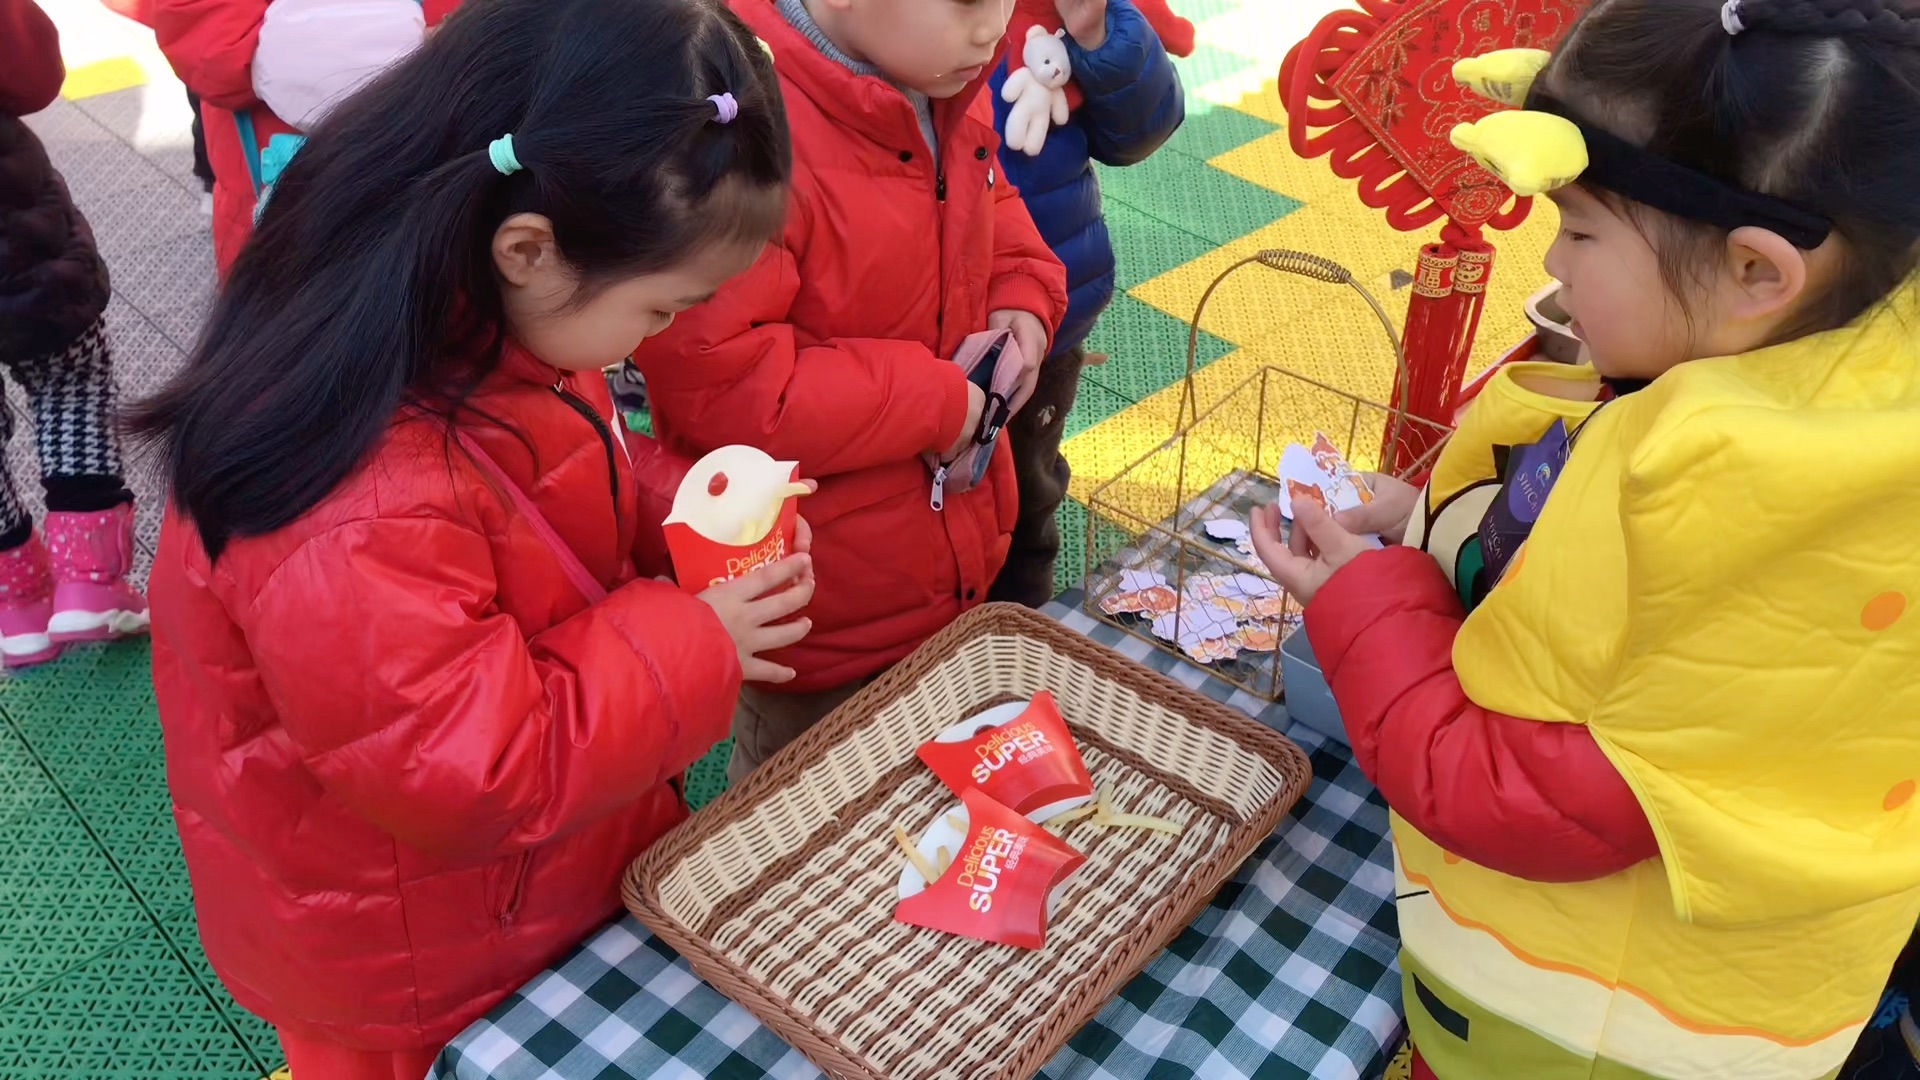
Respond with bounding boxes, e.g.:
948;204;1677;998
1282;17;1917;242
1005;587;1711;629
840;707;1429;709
1528;92;1834;249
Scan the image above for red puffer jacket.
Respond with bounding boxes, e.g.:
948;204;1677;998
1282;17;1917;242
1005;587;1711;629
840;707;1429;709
633;0;1067;693
149;345;740;1051
149;0;463;276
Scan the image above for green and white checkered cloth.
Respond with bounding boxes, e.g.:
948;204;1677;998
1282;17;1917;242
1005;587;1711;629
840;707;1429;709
432;596;1405;1080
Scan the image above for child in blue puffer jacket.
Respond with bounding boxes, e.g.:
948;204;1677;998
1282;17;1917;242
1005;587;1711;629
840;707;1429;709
988;0;1185;606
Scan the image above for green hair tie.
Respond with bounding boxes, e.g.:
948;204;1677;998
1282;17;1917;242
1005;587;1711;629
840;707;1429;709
488;134;523;176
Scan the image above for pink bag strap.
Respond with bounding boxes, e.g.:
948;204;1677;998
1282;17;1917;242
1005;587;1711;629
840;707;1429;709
455;429;610;604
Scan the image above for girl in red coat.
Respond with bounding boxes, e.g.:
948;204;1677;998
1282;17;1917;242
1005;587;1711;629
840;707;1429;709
133;0;803;1075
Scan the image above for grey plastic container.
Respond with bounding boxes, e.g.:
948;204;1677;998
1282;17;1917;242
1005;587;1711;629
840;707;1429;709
1280;629;1348;746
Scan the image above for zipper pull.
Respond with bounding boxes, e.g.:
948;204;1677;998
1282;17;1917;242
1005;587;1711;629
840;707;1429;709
930;464;948;511
936;173;947;201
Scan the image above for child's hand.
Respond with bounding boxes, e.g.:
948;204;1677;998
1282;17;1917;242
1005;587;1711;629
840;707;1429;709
1250;502;1372;606
1056;0;1110;49
989;309;1048;409
698;555;816;684
1341;473;1419;545
947;383;989;459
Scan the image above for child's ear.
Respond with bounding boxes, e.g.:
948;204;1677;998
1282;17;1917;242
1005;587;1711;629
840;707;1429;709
492;213;558;288
1722;226;1810;322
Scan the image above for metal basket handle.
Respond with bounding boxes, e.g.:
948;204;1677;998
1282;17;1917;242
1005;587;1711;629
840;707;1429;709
1177;249;1416;474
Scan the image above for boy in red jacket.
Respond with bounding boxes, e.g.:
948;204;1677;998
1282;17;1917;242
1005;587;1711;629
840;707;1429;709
634;0;1068;782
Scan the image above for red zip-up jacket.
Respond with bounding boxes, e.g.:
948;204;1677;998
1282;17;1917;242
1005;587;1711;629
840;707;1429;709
632;0;1068;693
150;345;739;1050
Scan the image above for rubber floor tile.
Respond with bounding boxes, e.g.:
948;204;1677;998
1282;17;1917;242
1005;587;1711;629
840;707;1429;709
1169;42;1266;96
0;642;184;919
1096;151;1302;248
1161;97;1278;162
65;752;193;916
0;726;151;1005
1063;379;1136;443
4;642;158;795
684;740;733;810
1083;294;1236;405
1055;498;1091;597
0;925;264;1080
1054;497;1140;596
161;904;281;1074
1104;201;1223;294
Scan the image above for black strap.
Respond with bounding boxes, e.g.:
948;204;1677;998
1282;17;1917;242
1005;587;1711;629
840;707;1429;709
1529;92;1834;249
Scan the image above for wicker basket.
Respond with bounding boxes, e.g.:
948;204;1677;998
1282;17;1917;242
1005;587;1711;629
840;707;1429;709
623;604;1312;1080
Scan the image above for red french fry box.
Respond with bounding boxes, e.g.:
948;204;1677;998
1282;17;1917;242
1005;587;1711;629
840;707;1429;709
661;445;804;594
893;788;1087;950
916;691;1095;821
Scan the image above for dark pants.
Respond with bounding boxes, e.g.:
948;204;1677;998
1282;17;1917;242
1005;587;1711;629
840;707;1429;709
989;347;1085;608
726;675;878;785
186;91;213;193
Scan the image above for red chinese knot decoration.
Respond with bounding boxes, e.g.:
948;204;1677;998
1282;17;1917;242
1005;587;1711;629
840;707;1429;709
1280;0;1589;471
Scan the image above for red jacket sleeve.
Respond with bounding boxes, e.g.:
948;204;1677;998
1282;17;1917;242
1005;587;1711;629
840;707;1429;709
0;0;63;117
247;515;740;861
1304;545;1659;882
632;224;974;479
152;0;267;108
985;164;1070;339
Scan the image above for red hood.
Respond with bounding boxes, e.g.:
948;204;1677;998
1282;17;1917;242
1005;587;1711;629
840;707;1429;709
730;0;1005;146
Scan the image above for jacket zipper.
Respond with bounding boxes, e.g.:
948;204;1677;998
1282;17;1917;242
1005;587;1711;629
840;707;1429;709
929;463;949;511
927;160;951;508
551;378;622;521
497;852;532;930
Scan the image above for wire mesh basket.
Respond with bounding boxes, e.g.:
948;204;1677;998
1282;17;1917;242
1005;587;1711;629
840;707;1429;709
1081;251;1454;702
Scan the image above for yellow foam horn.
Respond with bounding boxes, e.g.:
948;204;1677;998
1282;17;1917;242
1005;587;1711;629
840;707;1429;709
1452;49;1552;107
1449;111;1588;197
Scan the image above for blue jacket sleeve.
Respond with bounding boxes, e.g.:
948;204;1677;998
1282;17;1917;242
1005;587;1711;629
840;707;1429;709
1066;0;1185;167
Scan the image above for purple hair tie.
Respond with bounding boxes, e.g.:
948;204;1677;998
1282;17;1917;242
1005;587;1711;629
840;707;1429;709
708;92;739;124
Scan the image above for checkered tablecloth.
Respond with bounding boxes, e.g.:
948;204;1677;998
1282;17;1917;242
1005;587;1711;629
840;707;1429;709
432;596;1405;1080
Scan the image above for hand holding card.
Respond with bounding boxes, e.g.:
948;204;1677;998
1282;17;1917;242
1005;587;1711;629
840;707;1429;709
1276;434;1373;519
1251;501;1375;606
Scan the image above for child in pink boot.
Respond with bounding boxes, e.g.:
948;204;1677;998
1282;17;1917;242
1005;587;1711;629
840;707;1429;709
0;0;150;668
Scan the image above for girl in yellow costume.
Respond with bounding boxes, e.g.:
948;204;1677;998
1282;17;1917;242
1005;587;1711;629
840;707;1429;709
1251;1;1920;1077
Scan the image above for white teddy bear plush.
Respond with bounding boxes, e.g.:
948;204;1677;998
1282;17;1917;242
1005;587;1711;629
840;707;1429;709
1000;25;1072;157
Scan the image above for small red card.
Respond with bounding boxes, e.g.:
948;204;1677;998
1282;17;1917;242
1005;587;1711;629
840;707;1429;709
893;788;1087;950
917;692;1095;821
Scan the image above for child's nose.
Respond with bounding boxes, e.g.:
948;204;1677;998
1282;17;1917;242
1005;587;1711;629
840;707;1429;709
1543;236;1568;282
